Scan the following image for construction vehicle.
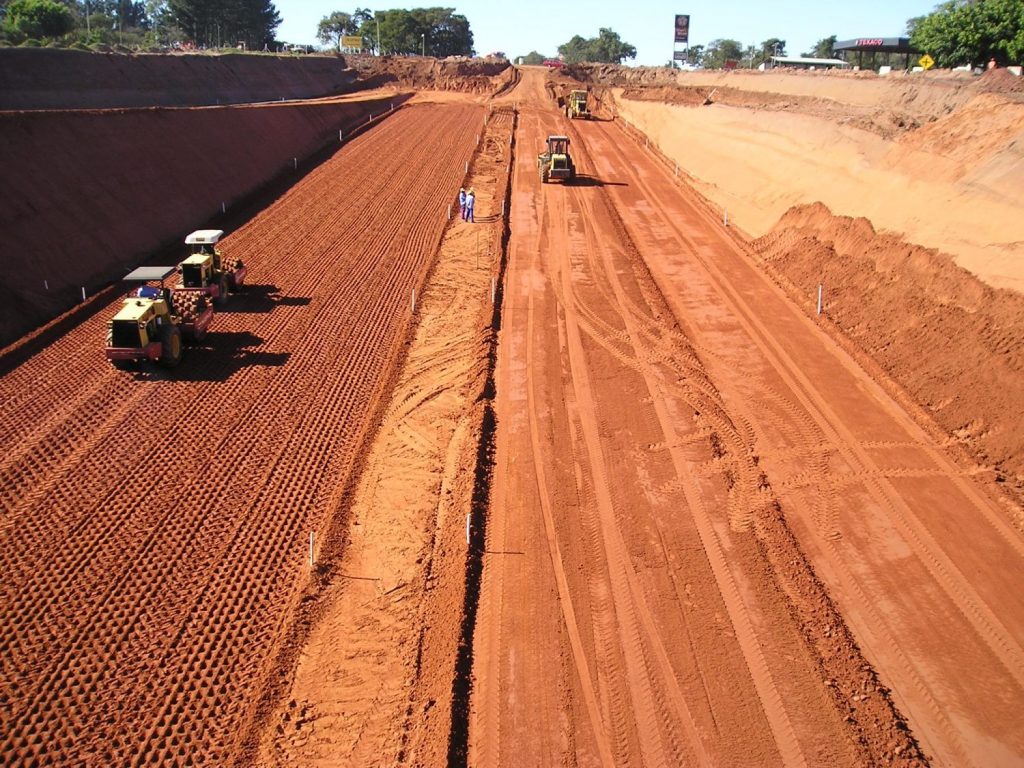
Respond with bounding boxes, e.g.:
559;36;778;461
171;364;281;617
105;266;213;368
177;229;246;307
566;90;592;120
537;135;576;184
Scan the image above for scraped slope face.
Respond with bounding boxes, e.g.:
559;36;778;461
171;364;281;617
603;67;1024;294
756;203;1024;493
0;48;358;110
347;54;511;93
0;97;394;348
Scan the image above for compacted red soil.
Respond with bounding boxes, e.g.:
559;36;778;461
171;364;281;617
0;102;481;766
3;62;1023;768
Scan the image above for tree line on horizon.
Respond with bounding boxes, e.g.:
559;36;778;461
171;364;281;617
1;0;1020;68
517;1;1021;70
0;0;282;50
316;7;472;57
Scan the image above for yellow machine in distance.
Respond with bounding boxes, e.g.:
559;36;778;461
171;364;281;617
566;89;592;120
179;229;247;306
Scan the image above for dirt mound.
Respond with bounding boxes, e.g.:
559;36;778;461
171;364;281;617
0;48;357;110
621;85;708;106
346;54;510;93
895;92;1024;177
567;62;681;88
755;202;1024;490
978;67;1024;94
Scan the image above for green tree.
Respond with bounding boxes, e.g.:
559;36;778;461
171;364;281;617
166;0;280;49
589;27;635;63
557;27;635;64
3;0;74;39
557;34;588;63
412;7;470;57
910;0;1024;67
758;37;785;66
701;38;743;69
317;10;356;49
358;7;471;56
803;34;837;58
519;50;545;65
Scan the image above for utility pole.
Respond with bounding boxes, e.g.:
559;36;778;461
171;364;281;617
422;33;425;57
376;15;381;55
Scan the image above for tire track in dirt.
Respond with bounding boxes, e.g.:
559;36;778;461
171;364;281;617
0;103;482;766
550;161;806;766
473;75;822;767
586;115;1007;764
546;174;711;768
596;118;1024;698
518;110;617;768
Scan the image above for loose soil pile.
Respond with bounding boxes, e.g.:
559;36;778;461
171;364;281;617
755;203;1024;498
255;103;513;768
345;54;511;93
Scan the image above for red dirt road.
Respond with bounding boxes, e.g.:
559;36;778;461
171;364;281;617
471;67;1024;766
0;102;481;766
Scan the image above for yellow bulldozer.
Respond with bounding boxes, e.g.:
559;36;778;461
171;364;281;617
537;135;576;184
566;89;592;120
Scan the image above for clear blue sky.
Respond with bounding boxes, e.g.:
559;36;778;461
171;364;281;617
274;0;939;65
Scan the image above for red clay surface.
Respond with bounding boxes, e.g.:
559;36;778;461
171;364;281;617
469;68;1024;766
755;203;1024;496
3;61;1024;768
0;102;481;766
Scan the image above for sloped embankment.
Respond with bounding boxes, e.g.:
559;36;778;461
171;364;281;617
755;203;1024;503
0;95;402;347
0;48;357;110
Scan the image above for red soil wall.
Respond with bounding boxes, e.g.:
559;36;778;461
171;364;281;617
755;203;1024;491
0;96;400;346
0;49;357;110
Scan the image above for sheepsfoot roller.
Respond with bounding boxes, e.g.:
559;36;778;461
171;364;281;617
178;229;246;307
105;266;213;369
537;135;576;184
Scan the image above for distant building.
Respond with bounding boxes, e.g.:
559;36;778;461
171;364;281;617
768;56;850;70
833;38;921;70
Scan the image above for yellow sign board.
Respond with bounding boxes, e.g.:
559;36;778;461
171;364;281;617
341;35;363;49
919;54;934;70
